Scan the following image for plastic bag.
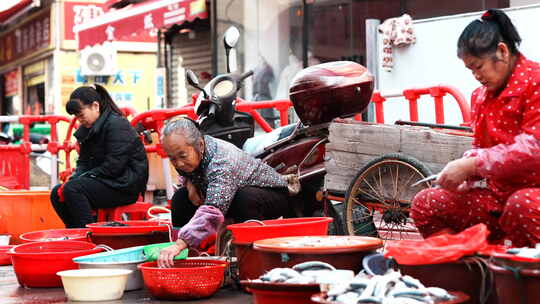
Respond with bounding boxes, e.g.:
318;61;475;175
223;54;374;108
384;223;489;265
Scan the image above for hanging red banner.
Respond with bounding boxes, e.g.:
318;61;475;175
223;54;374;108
76;0;208;50
4;69;19;97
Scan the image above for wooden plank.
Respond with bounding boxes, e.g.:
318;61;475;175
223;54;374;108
324;174;352;192
325;122;473;192
328;123;401;154
400;126;472;164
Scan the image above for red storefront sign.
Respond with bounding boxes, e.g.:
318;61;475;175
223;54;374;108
63;2;106;41
4;69;19;96
77;0;208;50
0;9;51;66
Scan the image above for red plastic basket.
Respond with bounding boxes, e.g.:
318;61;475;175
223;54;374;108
9;240;102;287
19;228;91;243
0;245;14;265
227;217;333;244
138;259;228;300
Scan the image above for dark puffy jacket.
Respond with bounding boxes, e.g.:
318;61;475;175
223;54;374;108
73;109;149;196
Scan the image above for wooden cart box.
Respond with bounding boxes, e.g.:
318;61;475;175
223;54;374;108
324;120;473;193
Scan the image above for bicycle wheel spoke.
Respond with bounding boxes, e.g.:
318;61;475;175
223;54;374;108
377;167;386;199
391;164;398;200
356;187;383;204
362;178;386;205
394;171;418;204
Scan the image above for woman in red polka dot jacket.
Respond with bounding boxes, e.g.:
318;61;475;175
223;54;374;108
411;9;540;247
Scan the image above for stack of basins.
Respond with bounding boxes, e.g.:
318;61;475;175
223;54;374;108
227;217;333;282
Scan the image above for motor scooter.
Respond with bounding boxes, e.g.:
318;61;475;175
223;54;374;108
184;26;374;233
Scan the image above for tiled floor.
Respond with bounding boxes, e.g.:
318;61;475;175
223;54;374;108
0;266;251;304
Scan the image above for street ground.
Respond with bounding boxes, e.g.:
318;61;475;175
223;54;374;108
0;266;251;304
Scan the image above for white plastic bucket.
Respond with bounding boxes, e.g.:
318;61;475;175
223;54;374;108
57;268;132;301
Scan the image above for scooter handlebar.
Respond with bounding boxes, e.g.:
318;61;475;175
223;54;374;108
240;70;254;81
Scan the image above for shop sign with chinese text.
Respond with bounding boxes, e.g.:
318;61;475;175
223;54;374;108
0;9;51;66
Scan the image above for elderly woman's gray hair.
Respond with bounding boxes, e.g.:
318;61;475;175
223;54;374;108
161;118;203;148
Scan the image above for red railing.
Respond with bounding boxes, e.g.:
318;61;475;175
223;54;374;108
370;85;471;125
0;115;71;189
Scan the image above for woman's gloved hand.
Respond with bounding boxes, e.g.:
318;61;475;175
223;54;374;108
157;239;188;268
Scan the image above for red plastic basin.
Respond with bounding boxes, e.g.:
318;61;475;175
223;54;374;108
86;221;171;249
243;281;320;304
86;220;170;234
0;245;14;265
19;228;91;243
9;240;102;287
488;261;540;304
227;217;333;244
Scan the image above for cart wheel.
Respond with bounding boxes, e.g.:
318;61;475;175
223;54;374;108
343;153;433;240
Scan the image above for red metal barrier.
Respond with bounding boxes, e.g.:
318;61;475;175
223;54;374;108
0;115;71;189
235;98;293;133
370;85;471;125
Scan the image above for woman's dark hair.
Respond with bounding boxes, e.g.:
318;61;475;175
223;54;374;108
457;9;521;58
66;84;123;116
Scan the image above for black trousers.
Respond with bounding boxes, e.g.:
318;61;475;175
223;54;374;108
50;177;139;228
170;186;294;227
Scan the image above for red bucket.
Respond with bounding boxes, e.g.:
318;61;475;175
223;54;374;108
19;228;91;243
227;217;333;244
86;221;170;249
9;240;102;287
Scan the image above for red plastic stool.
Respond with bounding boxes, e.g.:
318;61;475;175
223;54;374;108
97;202;154;222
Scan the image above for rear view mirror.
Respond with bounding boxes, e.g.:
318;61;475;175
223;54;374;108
223;26;240;49
186;69;200;88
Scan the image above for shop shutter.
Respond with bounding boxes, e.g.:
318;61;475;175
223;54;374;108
170;29;212;108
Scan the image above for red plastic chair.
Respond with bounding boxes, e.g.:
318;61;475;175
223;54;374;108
97;202;154;222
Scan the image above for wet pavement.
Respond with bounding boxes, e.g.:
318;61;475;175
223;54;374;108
0;266;252;304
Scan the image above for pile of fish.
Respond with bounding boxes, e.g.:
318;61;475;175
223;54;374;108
506;244;540;258
281;236;370;248
325;270;454;304
254;261;454;303
257;261;344;284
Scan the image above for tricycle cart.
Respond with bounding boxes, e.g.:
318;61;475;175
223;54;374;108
323;85;474;240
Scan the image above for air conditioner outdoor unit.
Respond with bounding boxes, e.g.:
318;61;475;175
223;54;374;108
80;44;117;76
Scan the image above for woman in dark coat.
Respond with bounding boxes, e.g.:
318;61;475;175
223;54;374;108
50;84;149;228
